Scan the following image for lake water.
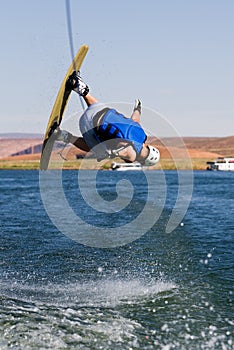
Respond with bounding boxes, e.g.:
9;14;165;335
0;170;233;349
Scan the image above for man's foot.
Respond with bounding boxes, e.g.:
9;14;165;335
133;99;141;114
66;71;89;97
54;127;73;144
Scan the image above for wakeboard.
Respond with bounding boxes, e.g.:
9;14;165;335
40;44;89;170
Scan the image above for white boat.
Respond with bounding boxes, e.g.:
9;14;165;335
207;157;234;171
111;162;142;171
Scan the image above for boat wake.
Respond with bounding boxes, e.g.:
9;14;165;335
1;276;176;308
1;277;176;349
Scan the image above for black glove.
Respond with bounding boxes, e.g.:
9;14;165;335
133;99;141;114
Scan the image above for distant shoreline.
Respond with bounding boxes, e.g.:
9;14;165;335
0;158;212;171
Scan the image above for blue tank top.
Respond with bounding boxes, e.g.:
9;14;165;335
95;109;147;154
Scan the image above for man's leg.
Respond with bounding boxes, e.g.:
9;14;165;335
56;71;98;144
82;93;98;107
67;71;98;107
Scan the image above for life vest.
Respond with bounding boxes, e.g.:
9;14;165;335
95;109;147;155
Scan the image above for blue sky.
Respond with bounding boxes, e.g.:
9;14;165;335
0;0;233;137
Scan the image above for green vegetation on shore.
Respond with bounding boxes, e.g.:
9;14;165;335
0;160;40;170
0;158;210;170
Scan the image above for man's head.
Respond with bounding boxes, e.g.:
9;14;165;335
143;145;160;166
137;144;160;166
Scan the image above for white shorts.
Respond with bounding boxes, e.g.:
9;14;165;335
79;102;107;151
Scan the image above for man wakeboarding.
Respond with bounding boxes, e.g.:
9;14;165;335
55;71;160;166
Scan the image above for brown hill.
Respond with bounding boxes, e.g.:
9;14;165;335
0;138;43;158
148;136;234;158
0;136;234;163
182;136;234;156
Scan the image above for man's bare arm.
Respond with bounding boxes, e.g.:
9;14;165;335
69;136;90;152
